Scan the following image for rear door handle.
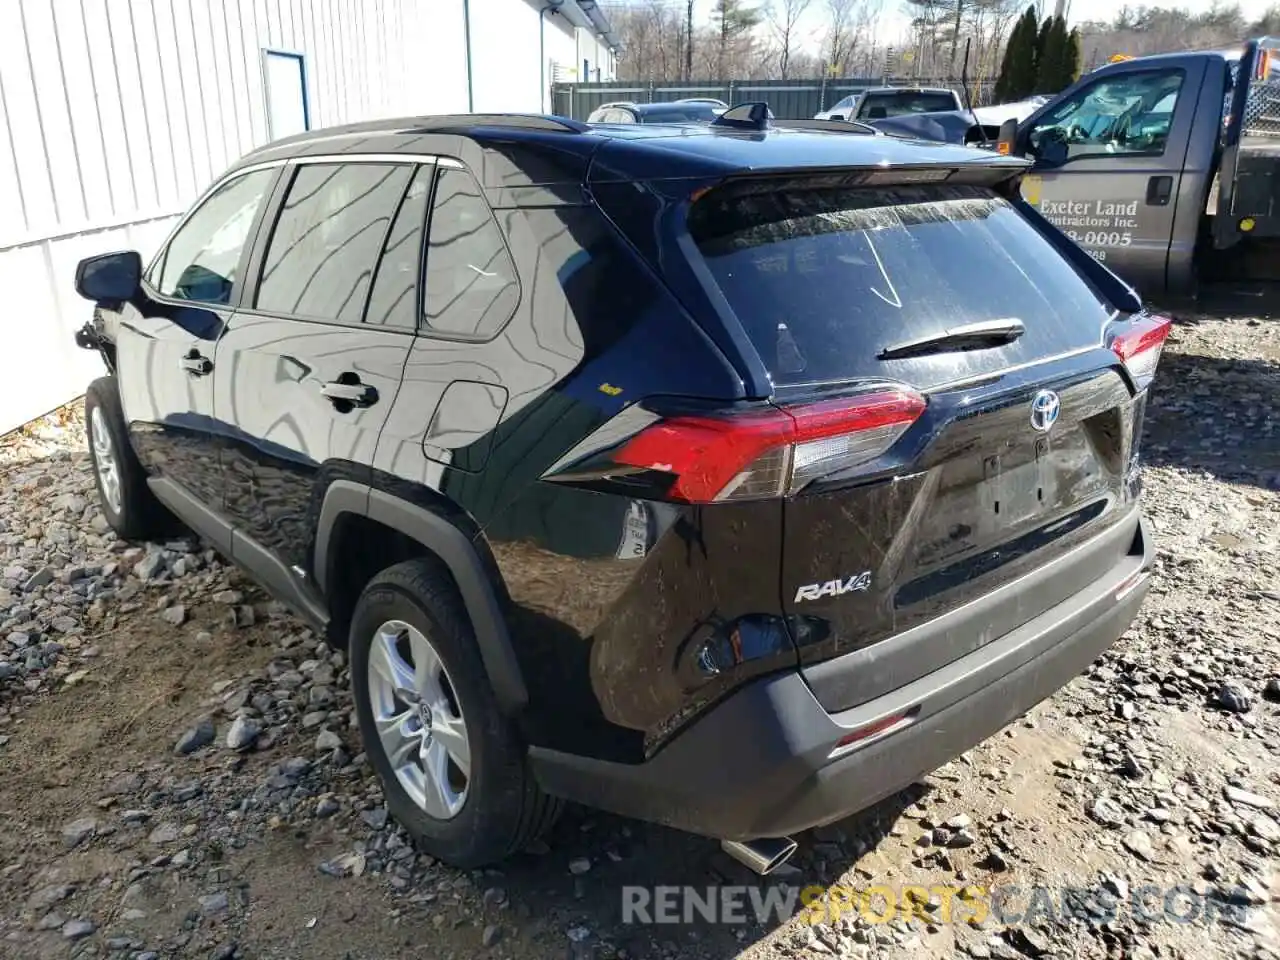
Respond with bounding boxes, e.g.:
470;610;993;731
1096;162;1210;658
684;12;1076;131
180;351;213;376
1146;175;1173;206
320;378;378;408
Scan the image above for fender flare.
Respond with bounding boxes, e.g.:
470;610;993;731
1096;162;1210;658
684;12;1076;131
315;480;528;715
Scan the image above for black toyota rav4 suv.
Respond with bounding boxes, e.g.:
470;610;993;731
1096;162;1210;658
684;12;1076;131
73;107;1161;873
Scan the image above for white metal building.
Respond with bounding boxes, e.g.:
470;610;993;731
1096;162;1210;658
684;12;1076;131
0;0;616;435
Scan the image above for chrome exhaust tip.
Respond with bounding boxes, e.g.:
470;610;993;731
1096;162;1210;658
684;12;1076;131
720;837;798;876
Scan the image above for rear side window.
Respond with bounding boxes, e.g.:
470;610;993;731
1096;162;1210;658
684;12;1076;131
423;167;519;339
689;183;1113;388
365;165;433;329
256;162;413;323
155;169;274;304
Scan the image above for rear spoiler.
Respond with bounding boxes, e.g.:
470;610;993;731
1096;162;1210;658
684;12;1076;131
696;162;1031;202
711;102;885;138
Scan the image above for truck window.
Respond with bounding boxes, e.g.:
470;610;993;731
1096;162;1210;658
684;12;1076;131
1026;68;1185;164
856;90;958;119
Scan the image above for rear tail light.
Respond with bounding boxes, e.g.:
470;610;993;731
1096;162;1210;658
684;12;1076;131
1109;313;1172;391
614;388;926;503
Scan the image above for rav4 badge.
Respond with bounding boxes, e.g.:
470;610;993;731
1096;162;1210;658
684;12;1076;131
794;571;872;603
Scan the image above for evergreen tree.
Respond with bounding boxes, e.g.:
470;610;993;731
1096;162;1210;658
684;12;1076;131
1006;7;1040;100
1036;16;1070;94
993;14;1025;102
713;0;762;78
1035;17;1051;87
1065;27;1083;85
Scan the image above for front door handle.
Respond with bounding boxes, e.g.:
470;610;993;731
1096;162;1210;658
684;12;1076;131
1146;175;1173;206
320;378;378;408
180;351;213;376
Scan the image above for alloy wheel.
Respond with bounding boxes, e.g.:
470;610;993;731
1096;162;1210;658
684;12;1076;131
366;619;471;819
90;406;123;516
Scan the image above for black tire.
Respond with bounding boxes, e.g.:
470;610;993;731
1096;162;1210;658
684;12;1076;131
84;377;175;541
348;558;560;868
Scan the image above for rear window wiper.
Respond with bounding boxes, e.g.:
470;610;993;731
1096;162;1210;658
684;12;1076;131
877;318;1025;360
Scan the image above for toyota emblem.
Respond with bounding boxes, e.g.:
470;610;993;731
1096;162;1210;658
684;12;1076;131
1030;390;1060;432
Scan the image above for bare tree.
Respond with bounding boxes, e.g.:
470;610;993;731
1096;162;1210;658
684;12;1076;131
605;0;1259;87
768;0;815;78
852;0;884;71
822;0;856;73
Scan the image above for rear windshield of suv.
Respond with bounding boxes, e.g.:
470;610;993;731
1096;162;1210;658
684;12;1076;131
688;183;1113;389
857;91;957;118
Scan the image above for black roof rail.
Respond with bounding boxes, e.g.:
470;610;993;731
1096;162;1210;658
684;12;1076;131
711;102;774;131
407;114;590;134
773;118;883;136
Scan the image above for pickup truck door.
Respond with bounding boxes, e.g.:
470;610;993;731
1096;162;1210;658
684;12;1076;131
1015;56;1210;296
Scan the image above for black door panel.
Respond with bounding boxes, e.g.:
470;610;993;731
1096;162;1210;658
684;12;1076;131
214;315;410;572
117;166;278;519
115;300;230;511
213;159;421;573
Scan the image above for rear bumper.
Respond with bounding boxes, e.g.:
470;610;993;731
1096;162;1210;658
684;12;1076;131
529;515;1153;841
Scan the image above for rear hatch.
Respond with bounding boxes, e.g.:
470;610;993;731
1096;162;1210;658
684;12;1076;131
685;176;1164;712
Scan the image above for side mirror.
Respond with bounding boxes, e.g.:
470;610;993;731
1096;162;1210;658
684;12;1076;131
996;118;1019;156
75;251;142;304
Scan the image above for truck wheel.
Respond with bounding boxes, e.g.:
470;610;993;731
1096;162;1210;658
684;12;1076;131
84;377;174;541
348;558;560;868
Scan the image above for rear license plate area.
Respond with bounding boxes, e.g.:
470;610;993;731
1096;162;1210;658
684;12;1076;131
983;439;1056;528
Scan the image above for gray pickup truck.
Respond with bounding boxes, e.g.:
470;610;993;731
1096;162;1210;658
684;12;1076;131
995;38;1280;300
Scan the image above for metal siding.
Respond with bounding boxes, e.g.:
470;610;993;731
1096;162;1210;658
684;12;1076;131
0;0;490;434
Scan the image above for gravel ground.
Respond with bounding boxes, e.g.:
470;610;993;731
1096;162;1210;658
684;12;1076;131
0;313;1276;960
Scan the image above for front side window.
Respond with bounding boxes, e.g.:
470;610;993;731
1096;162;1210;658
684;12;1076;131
422;167;519;339
256;162;413;323
1027;69;1185;164
155;169;274;304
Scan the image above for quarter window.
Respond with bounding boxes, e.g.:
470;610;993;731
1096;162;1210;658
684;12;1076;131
256;162;413;323
423;167;519;339
154;169;274;304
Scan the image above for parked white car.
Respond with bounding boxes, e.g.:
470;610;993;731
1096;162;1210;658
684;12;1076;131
970;95;1052;127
